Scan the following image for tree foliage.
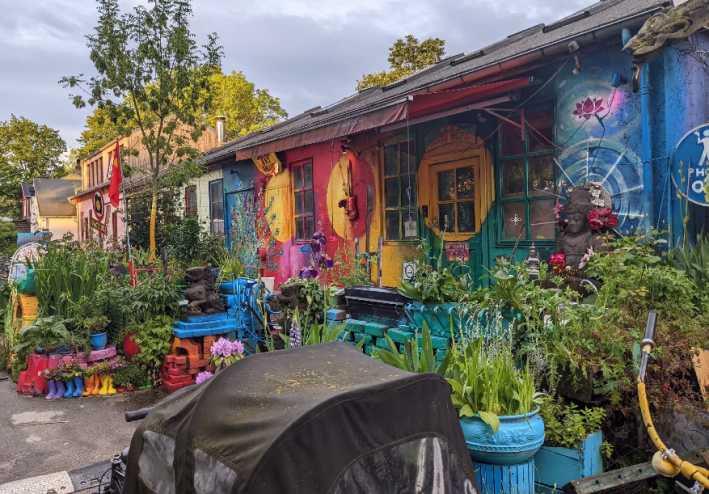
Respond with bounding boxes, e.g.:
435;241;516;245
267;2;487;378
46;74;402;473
0;115;68;218
60;0;222;260
206;70;288;139
355;35;446;91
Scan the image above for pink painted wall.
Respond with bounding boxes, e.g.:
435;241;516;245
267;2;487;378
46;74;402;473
77;187;126;248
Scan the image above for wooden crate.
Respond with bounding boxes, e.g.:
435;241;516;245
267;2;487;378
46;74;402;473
534;431;603;493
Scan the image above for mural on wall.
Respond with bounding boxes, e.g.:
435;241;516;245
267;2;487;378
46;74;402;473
553;58;644;234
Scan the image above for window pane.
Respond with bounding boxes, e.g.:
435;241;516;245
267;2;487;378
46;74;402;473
304;191;314;215
305;216;315;239
530;199;556;239
528;154;555;197
294;191;303;215
403;213;417;239
303;163;313;189
385;178;399;208
438;203;455;232
502;202;525;240
500;114;524;157
437;170;455;201
293;166;303;190
385;210;400;240
502;159;525;198
296;218;304;240
527;108;554;153
456;166;475;200
458;202;476;232
210;181;222;198
399;141;416;173
401;175;416;208
384;145;398;176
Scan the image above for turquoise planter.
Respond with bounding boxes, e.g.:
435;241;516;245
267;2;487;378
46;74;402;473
534;431;603;493
89;332;108;351
474;458;535;494
406;302;459;336
460;408;545;466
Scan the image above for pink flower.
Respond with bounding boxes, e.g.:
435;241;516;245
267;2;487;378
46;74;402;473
554;198;564;219
558;219;567;231
550;253;566;265
587;209;600;220
598;208;612;218
196;371;213;384
579;247;595;269
573;98;604;120
233;340;244;356
605;214;619;228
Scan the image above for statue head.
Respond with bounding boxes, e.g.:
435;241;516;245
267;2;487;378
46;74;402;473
562;182;612;235
566;212;588;234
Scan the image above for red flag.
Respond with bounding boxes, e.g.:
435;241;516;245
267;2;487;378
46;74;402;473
108;140;122;208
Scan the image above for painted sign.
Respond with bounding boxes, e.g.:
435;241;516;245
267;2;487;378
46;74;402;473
17;232;51;246
402;261;417;281
672;124;709;206
446;242;470;262
9;242;42;282
93;191;105;220
253;153;282;176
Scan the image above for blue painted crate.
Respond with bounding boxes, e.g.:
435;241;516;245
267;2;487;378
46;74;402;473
473;458;535;494
534;431;603;493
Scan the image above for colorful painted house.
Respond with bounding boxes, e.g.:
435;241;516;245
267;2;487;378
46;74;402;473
19;175;82;240
70;121;222;248
202;0;709;289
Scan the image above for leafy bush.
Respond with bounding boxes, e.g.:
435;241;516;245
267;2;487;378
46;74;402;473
670;233;709;291
374;321;449;374
112;362;148;388
128;315;174;383
283;277;328;327
131;273;182;323
329;246;372;287
539;397;612;456
0;220;17;257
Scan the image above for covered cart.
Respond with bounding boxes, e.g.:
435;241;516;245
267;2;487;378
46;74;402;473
123;342;478;494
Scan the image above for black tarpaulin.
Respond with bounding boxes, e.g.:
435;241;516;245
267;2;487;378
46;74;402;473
123;343;478;494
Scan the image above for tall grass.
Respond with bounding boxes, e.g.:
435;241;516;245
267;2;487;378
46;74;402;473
28;243;109;318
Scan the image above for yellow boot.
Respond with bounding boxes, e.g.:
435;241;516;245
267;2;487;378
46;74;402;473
107;376;117;395
98;375;109;395
91;374;100;396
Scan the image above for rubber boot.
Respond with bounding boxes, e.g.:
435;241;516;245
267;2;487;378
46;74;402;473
54;380;66;399
98;375;109;395
72;376;84;397
107;376;117;395
63;378;75;398
45;380;57;400
82;376;94;397
90;374;100;396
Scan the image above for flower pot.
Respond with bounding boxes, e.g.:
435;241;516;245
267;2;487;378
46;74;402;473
123;332;141;361
459;408;545;465
126;386;135;392
406;301;459;336
116;386;126;393
89;332;108;351
534;431;603;493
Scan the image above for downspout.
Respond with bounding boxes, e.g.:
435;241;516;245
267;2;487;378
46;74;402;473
623;27;654;228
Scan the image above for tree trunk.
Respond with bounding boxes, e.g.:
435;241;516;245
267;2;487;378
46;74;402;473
149;177;158;263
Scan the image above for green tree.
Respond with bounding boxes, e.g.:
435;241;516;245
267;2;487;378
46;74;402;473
206;70;288;139
0;115;68;219
356;35;446;91
60;0;222;262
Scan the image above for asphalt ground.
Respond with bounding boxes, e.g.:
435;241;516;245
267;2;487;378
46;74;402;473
0;372;164;491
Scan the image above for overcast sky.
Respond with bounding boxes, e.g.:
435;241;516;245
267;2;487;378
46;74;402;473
0;0;592;149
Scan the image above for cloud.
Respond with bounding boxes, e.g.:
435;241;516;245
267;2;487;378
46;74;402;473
0;0;592;148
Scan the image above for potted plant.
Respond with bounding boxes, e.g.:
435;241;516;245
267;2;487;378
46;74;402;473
111;360;128;393
86;315;110;351
43;367;62;400
95;361;115;395
447;336;545;465
81;366;97;397
534;398;611;492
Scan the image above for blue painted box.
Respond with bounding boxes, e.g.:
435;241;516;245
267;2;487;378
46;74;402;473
534;431;603;493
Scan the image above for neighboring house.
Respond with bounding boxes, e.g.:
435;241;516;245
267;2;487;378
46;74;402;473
69;120;222;248
202;0;709;289
20;177;82;240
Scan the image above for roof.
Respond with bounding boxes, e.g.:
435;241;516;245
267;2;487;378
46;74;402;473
201;0;664;164
32;178;81;217
20;184;34;199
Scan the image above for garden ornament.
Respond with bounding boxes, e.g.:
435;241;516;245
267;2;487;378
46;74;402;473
63;378;75;398
45;380;57;400
183;266;225;317
72;376;84;397
54;380;65;400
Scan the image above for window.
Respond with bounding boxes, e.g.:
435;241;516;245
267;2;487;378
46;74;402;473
99;157;103;184
383;139;417;241
499;108;556;241
432;161;476;234
185;185;197;219
293;162;314;241
209;180;224;233
112;211;118;241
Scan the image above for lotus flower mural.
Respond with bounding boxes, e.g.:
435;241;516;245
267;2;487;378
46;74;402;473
573;98;604;119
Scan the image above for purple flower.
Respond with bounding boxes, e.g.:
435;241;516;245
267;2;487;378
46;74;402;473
233;340;244;356
311;242;321;253
289;317;302;348
196;371;213;384
211;337;238;358
325;258;335;269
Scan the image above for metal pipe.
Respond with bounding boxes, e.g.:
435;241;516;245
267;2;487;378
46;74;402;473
377;236;383;287
640;63;654;227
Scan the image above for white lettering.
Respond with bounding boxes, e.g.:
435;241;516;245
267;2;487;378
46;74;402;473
698;168;706;177
692;180;704;193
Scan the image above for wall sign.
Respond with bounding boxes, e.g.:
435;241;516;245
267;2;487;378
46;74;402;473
446;242;470;262
9;242;42;282
253;153;282;176
17;232;51;246
91;218;107;235
402;261;417;281
672;124;709;207
93;192;105;220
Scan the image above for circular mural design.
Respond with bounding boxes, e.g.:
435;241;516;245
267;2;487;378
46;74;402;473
326;155;375;241
557;140;643;234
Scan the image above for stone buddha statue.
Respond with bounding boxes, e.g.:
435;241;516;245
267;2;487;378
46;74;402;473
556;183;611;270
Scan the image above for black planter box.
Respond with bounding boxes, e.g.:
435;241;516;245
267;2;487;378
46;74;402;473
344;286;409;328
